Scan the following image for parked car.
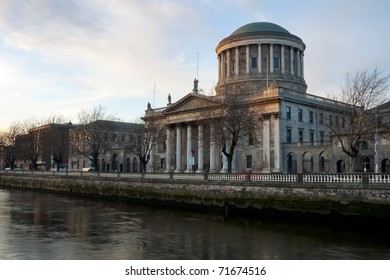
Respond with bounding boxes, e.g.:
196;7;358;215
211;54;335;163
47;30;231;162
82;167;95;172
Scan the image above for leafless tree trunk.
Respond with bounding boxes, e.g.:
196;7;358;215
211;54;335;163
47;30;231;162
130;119;162;173
74;105;118;171
203;92;258;173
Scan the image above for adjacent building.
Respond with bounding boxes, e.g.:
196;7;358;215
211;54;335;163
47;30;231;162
68;120;144;172
14;123;74;171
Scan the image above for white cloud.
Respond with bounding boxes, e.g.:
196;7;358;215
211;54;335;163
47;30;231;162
0;0;389;129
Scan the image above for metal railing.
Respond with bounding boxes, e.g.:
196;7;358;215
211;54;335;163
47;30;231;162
1;170;390;185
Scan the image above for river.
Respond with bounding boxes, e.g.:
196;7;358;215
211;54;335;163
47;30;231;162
0;188;390;260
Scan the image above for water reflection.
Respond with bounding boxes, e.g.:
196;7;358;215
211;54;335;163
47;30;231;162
1;188;390;260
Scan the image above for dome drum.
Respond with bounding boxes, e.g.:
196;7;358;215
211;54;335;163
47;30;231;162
215;22;307;95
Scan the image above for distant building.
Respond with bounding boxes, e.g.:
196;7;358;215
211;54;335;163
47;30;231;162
68;120;144;172
143;22;390;173
25;123;74;170
0;144;12;170
14;133;33;170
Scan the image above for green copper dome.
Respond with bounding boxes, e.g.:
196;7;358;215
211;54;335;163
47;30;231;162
231;22;290;36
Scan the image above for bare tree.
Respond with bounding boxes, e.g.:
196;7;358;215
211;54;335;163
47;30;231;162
73;105;118;171
204;92;258;173
130;118;161;172
1;122;25;169
329;68;390;172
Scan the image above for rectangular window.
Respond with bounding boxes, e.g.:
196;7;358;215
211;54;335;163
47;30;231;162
299;130;303;143
319;113;324;125
310;131;314;144
286;129;292;143
251;57;257;69
286;106;291;120
273;57;279;69
246;155;252;169
329;115;333;126
298;109;303;122
320;131;324;145
232;60;235;72
342;117;346;128
309;111;314;123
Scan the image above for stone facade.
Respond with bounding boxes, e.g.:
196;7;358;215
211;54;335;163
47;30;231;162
68;120;144;172
144;22;390;174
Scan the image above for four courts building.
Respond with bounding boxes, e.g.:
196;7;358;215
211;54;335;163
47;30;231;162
144;22;390;174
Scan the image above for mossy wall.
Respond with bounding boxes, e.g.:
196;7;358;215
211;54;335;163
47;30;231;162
1;174;390;220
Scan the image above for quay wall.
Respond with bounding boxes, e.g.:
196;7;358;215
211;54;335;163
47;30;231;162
1;173;390;222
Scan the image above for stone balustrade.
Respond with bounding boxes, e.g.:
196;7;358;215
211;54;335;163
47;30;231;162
2;170;390;185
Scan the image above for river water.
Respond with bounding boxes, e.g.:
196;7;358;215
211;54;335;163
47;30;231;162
0;188;390;260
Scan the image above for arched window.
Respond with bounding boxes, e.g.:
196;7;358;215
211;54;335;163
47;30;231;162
382;159;390;173
362;156;370;172
126;158;130;172
337;160;345;173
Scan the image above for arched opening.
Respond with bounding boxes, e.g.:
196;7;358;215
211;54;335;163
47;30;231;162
302;151;313;173
381;159;390;173
112;153;117;172
286;152;297;173
132;157;138;172
101;159;106;172
126;158;130;172
362;156;371;172
336;160;345;173
319;151;330;173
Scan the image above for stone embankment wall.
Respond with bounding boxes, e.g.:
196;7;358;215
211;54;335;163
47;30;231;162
1;174;390;222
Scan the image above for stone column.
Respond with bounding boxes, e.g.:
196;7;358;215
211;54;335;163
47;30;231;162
149;142;154;172
174;124;182;173
209;124;217;173
220;127;227;173
221;152;228;173
281;45;285;74
272;114;280;172
235;47;239;76
290;47;294;75
226;49;230;77
258;44;262;73
218;54;221;81
232;148;237;173
185;123;192;173
301;51;304;78
221;52;225;80
263;114;271;173
197;123;204;173
297;50;301;77
246;45;250;74
165;126;172;172
270;44;274;73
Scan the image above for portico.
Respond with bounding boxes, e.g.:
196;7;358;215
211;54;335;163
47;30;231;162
165;121;219;173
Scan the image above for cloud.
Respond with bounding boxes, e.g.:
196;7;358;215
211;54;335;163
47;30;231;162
0;0;222;128
0;0;389;129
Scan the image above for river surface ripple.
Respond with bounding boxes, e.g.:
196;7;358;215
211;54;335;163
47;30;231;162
0;188;389;260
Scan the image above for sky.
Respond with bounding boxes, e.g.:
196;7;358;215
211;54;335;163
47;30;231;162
0;0;389;130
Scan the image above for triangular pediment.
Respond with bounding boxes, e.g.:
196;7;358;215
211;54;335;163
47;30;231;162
164;93;222;114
